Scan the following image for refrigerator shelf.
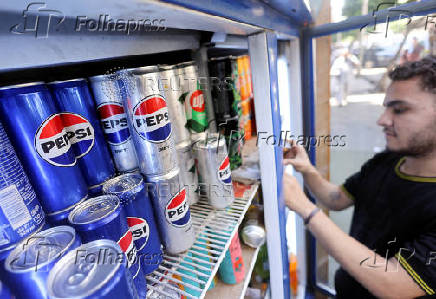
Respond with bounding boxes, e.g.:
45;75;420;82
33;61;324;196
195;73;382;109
146;183;259;299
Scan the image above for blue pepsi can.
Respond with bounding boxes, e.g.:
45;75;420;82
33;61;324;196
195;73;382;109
45;201;83;226
102;173;163;274
89;74;139;173
0;219;47;273
0;280;13;299
68;195;147;298
0;121;46;251
0;82;88;216
47;239;139;299
48;79;115;194
3;225;81;299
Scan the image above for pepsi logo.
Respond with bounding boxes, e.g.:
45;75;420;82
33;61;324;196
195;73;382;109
132;95;172;143
127;217;149;251
165;188;190;227
97;102;130;145
118;230;137;270
218;156;232;185
189;90;205;112
34;113;94;167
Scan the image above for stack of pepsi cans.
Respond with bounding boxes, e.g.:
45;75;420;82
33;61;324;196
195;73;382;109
0;119;46;291
0;61;234;297
159;64;200;206
114;65;197;255
0;80;116;225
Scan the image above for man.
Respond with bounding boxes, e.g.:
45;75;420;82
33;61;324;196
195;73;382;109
330;48;360;106
407;37;425;62
283;56;436;298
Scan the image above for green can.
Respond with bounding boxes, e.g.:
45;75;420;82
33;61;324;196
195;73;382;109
178;62;208;133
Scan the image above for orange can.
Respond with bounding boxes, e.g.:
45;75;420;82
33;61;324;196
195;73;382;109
244;119;252;140
289;254;298;296
243;55;253;99
237;56;248;101
241;99;251;116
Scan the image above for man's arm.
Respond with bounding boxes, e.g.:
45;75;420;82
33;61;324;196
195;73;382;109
283;173;426;299
284;142;353;211
301;166;353;211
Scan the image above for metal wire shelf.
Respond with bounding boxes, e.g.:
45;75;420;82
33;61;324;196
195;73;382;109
146;183;259;299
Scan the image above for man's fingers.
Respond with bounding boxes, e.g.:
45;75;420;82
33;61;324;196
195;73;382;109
284;139;296;148
283;146;298;159
283;159;295;166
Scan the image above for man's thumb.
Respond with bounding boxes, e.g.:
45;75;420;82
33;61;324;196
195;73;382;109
283;159;296;166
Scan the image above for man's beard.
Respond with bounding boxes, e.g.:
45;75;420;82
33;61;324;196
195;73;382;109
387;126;436;157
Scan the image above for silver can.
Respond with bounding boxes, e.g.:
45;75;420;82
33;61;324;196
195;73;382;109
118;66;177;176
193;133;234;209
241;221;266;248
47;239;138;299
89;74;139;173
159;65;191;144
145;167;195;254
176;140;199;205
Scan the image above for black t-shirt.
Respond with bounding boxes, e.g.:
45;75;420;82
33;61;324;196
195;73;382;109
336;151;436;298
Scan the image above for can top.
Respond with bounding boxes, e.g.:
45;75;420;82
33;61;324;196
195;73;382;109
209;55;232;62
68;195;121;230
123;65;159;75
242;223;266;248
47;239;125;298
193;133;226;149
146;166;180;182
158;64;174;71
88;73;117;83
158;65;178;79
175;61;195;69
5;226;77;273
47;78;87;85
175;139;192;150
0;81;45;91
102;173;145;202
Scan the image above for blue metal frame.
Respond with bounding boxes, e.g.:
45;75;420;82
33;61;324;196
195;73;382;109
159;0;307;36
248;31;290;299
300;29;318;295
262;0;312;25
301;1;436;296
301;30;316;164
301;0;436;297
266;31;291;299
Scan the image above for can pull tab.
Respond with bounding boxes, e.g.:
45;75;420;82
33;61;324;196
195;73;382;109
67;262;96;288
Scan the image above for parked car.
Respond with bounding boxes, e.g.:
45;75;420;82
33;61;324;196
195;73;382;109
352;45;398;68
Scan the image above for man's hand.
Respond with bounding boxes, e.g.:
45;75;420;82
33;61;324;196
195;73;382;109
282;172;316;218
283;140;315;174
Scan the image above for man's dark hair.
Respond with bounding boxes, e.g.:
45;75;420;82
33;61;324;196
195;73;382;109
389;55;436;94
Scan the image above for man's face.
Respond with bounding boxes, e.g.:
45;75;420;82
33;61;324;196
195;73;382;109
377;77;436;157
